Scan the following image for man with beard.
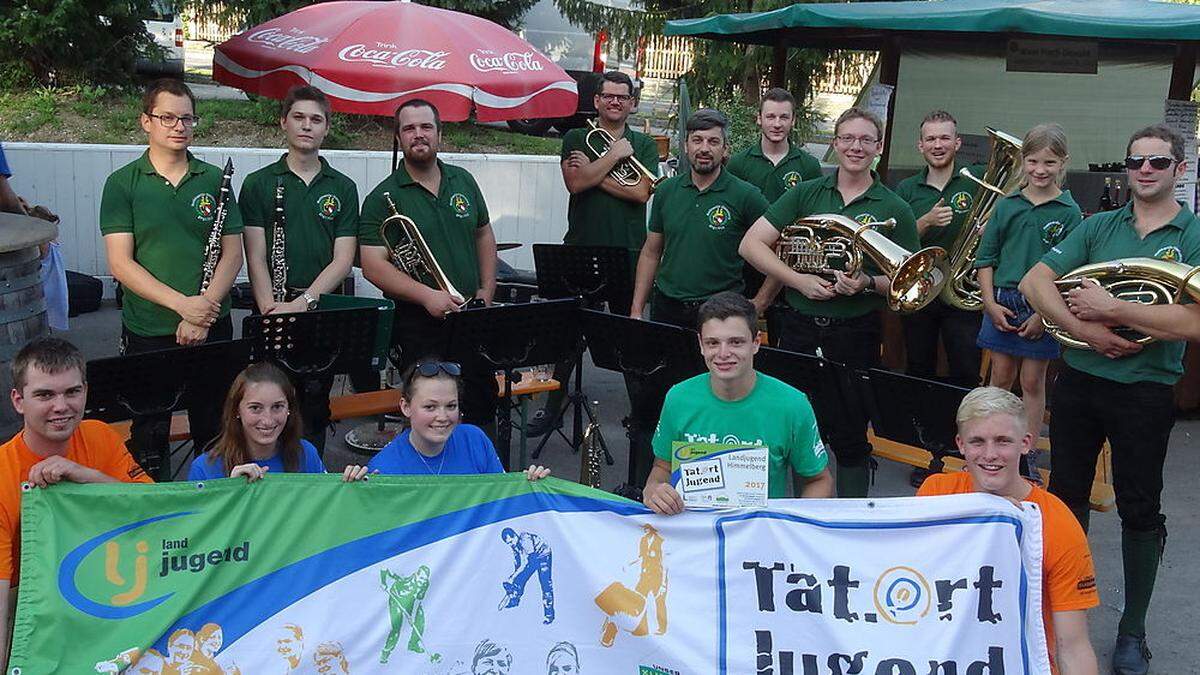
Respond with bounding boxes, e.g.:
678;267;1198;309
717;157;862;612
0;338;153;670
739;107;920;498
275;624;304;673
1020;124;1200;674
359;99;499;439
471;639;512;675
239;86;358;454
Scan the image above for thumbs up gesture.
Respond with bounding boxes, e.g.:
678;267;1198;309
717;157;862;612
918;198;954;234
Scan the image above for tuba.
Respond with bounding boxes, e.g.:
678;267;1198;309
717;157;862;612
1044;257;1200;349
380;192;467;303
938;127;1024;310
775;213;950;313
270;177;289;303
585;119;665;193
199;158;235;294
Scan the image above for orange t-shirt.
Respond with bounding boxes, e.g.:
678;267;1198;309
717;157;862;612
0;419;153;585
918;472;1098;673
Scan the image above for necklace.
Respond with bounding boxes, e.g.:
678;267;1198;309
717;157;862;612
415;445;446;476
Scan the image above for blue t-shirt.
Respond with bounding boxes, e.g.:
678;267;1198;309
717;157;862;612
187;440;325;480
368;424;503;475
0;144;10;178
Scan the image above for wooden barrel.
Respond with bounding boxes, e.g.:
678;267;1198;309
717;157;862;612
0;213;59;440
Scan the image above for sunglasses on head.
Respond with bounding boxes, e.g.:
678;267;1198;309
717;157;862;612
1125;155;1175;171
414;361;461;377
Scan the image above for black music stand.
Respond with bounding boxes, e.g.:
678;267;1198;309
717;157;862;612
857;368;971;472
579;309;706;486
531;244;631;461
753;346;850;450
443;298;581;470
86;339;252;481
242;306;384;376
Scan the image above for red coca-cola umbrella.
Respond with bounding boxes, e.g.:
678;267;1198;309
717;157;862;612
213;0;578;121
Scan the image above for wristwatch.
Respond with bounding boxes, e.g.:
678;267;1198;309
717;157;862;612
302;292;318;310
858;275;875;296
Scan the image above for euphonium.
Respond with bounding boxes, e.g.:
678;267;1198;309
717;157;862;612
580;419;603;489
775;213;950;313
270;177;289;303
1044;257;1200;349
938;127;1024;310
379;192;467;303
584;119;665;193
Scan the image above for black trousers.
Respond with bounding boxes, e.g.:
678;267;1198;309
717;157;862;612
1048;365;1174;534
390;301;498;431
900;299;982;389
777;308;881;469
121;315;234;481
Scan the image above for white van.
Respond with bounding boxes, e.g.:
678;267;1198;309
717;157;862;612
137;0;185;75
511;0;641;135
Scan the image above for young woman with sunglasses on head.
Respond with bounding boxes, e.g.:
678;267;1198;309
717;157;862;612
345;360;550;480
188;362;327;481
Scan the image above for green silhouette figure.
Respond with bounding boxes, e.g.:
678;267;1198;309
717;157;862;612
379;564;441;664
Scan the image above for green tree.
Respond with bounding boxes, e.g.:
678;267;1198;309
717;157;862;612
186;0;540;34
0;0;160;87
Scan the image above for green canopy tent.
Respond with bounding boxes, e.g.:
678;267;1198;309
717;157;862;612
665;0;1200;173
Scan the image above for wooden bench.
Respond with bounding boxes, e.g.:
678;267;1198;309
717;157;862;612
869;429;1115;511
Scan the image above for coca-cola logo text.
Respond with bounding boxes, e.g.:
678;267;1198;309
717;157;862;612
246;28;329;54
337;45;449;70
469;51;545;75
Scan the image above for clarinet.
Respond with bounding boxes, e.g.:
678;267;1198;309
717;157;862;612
199;158;235;294
270;177;288;303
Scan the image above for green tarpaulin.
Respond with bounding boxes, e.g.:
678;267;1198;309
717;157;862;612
665;0;1200;45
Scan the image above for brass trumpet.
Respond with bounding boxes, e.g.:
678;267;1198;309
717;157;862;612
939;128;1024;310
585;119;665;193
1044;257;1200;349
775;213;950;313
380;192;467;303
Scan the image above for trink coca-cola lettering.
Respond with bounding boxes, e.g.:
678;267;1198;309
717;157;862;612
246;28;328;54
337;45;449;70
469;51;545;74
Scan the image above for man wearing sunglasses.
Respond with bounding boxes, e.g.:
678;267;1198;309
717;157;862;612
99;78;244;475
739;106;920;498
1021;124;1200;675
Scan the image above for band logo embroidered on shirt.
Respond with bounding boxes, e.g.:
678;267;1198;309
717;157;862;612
950;190;973;212
1155;245;1182;262
192;193;216;221
317;194;341;220
707;205;731;230
1041;220;1065;246
855;213;886;229
782;171;802;190
450;193;471;217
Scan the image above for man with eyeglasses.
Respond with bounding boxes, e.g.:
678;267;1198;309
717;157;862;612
739;106;920;498
1020;123;1200;675
526;71;659;440
359;98;499;441
99;78;244;475
238;85;359;454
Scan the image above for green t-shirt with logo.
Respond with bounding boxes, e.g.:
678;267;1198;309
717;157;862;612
560;125;659;255
726;140;822;203
894;162;984;252
648;168;769;301
652;372;828;498
358;159;489;298
99;151;244;337
975;190;1082;288
239;155;359;289
762;170;920;318
1042;201;1200;385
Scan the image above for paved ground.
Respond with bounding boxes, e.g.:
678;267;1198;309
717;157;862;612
59;304;1196;672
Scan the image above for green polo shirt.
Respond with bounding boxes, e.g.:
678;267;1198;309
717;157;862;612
560;125;659;258
649;168;769;301
359;159;488;298
763;170;920;318
726;140;822;203
975;190;1082;288
99;151;244;337
1042;201;1200;385
894;162;984;252
239;155;359;289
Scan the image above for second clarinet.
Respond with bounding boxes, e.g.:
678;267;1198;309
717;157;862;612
270;177;288;303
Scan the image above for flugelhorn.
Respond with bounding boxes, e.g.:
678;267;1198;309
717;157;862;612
585;119;665;193
380;192;467;303
270;177;288;303
1044;257;1200;349
939;128;1024;311
775;213;950;313
199;158;235;294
